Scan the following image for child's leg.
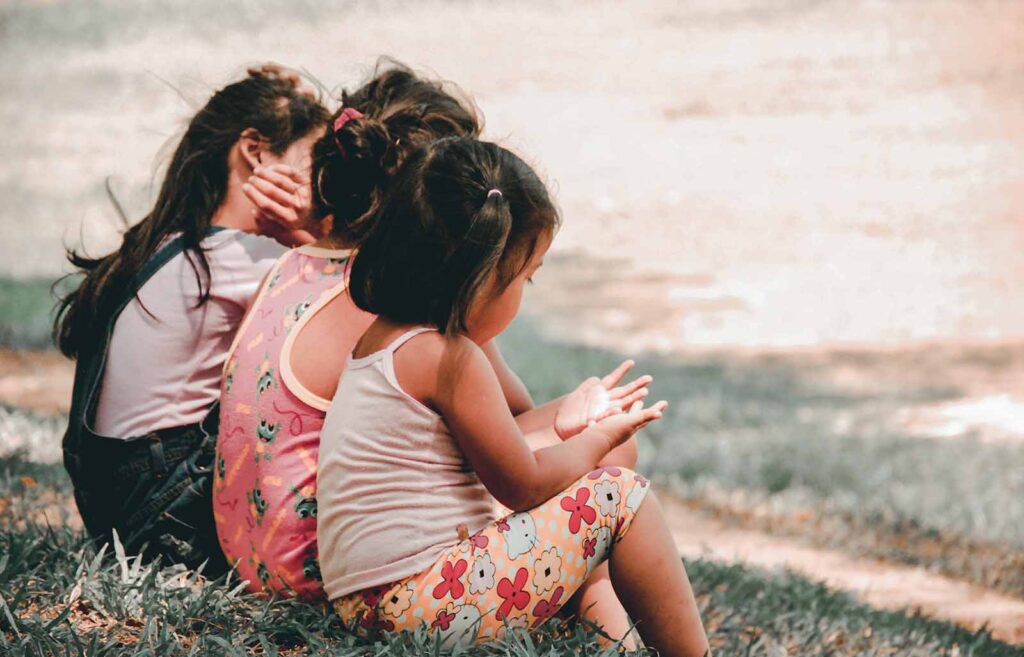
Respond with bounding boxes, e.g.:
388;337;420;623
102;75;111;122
610;491;709;656
521;435;635;647
333;468;708;655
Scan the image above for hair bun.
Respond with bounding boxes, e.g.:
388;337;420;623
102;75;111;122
334;115;395;173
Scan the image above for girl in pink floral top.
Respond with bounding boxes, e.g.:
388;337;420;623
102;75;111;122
215;62;530;600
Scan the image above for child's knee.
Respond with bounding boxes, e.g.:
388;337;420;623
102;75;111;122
580;467;651;538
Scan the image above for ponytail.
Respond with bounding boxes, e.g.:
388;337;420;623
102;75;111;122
310;60;480;247
348;137;560;337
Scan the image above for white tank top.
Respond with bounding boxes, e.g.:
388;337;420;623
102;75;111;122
317;328;496;600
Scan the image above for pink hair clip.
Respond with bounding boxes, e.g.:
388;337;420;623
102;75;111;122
333;107;365;157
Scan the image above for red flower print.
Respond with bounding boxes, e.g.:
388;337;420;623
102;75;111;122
496;519;510;532
432;559;468;600
496;567;531;620
359;610;395;633
360;582;392;608
582;537;597;559
531;586;566;628
432;608;456;630
559;488;597;534
588;466;622;479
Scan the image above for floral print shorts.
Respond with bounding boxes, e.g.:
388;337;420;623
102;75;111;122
332;467;651;648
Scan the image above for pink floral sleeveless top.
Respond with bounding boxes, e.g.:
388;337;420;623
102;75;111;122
214;245;360;600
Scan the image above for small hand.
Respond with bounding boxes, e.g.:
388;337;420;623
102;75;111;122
247;63;318;99
243;163;319;247
554;360;653;440
590;398;668;450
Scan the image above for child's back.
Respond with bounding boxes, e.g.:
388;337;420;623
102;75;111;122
215;245;372;598
318;327;494;599
95;229;283;437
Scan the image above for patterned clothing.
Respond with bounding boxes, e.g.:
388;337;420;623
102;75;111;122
333;467;651;648
214;245;362;599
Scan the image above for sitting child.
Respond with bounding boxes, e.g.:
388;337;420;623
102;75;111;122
316;136;710;656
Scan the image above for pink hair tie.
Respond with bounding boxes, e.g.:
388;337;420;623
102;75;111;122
333;107;365;157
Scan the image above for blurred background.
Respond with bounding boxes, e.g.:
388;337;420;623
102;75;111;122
1;0;1022;653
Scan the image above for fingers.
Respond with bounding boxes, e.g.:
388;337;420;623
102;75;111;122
600;360;635;389
607;387;649;414
247;176;302;217
259;162;310;186
245;184;299;227
608;374;652;401
249;64;317;98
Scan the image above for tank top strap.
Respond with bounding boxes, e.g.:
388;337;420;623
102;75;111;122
383;327;438;356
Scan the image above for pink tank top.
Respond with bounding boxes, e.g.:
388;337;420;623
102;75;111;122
214;245;357;599
317;328;497;600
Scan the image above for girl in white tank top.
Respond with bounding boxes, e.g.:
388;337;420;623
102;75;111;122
317;137;710;656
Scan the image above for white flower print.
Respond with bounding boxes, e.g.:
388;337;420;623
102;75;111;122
593;479;621;517
532;548;562;595
496;613;530;640
468;553;496;594
382;583;413;618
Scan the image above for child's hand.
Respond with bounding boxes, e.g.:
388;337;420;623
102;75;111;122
243;164;320;247
554;360;652;440
589;399;668;450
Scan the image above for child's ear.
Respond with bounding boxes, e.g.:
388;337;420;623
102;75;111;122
319;214;334;237
238;128;265;172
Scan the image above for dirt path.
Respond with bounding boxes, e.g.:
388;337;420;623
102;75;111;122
0;349;72;416
661;495;1024;645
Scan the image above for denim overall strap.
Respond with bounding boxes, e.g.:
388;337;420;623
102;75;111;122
62;228;226;520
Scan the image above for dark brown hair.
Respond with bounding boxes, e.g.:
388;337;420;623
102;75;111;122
310;59;481;245
54;69;329;358
349;137;560;337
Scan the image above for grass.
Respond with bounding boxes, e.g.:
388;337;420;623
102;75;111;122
0;278;68;350
0;455;1019;657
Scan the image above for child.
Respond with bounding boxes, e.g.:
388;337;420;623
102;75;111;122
317;137;711;656
55;65;329;574
220;64;648;639
214;63;488;598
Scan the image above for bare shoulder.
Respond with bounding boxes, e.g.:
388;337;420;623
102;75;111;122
393;332;488;408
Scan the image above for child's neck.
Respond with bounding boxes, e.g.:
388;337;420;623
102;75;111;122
310;234;356;251
354;317;430;357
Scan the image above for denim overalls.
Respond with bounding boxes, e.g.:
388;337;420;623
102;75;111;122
62;230;229;576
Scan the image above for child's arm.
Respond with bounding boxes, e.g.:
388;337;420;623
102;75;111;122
514;360;650;437
424;337;664;512
480;340;534;415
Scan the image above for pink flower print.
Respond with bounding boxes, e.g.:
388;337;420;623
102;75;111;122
496;567;531;620
587;466;622;480
432;607;456;631
469;529;489;554
531;586;566;628
496;518;510;533
582;536;597;559
559;488;597;534
432;559;468;600
634;473;649;487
